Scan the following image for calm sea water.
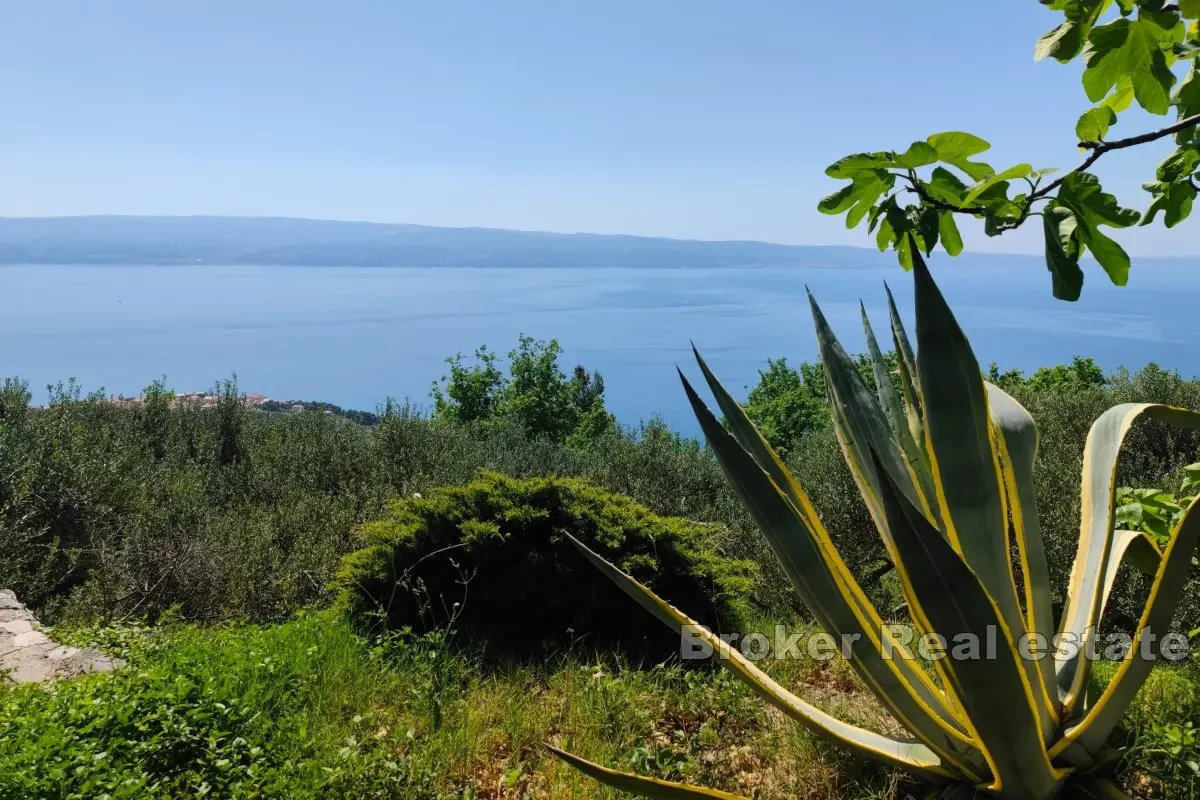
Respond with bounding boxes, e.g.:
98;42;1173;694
2;261;1198;434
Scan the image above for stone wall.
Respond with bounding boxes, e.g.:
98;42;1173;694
0;590;121;684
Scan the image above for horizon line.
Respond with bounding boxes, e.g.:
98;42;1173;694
3;212;1197;261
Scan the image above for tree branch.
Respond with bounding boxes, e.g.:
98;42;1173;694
1035;112;1200;200
904;181;988;215
897;113;1199;238
1079;112;1200;154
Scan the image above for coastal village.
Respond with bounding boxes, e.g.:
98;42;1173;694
97;389;379;424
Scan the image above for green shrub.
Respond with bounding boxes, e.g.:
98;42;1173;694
0;615;425;799
336;472;755;657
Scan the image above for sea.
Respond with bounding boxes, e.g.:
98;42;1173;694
2;260;1198;435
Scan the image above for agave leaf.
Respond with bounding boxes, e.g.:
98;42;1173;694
885;282;926;448
562;534;955;780
861;303;939;523
1053;496;1200;758
872;451;1069;797
1055;404;1200;715
911;244;1028;658
546;744;750;799
985;382;1058;723
1099;530;1161;616
885;282;918;389
680;373;982;776
809;293;929;531
689;349;968;736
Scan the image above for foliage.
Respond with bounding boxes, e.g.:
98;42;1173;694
336;472;755;657
260;398;381;425
431;334;615;444
556;248;1200;799
0;367;764;626
0;611;922;800
987;355;1107;395
819;1;1200;300
0;614;424;799
742;351;897;456
6;611;1200;800
0;344;1196;657
1115;463;1200;545
4;355;1199;636
750;352;1107;460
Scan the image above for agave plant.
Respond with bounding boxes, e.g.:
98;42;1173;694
549;243;1200;799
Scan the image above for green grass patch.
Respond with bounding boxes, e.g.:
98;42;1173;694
0;613;903;799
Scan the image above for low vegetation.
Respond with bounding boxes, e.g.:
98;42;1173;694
337;472;755;657
4;323;1200;796
2;613;1198;799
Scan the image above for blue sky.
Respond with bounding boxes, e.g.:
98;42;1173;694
1;0;1195;254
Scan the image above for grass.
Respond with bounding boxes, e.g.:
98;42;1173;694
0;613;907;800
5;616;1200;798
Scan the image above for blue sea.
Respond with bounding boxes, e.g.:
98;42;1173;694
2;260;1198;435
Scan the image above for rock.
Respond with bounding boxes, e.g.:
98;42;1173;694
0;590;123;684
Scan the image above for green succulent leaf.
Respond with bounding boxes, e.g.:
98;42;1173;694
885;283;926;449
558;533;958;781
1055;404;1200;717
689;346;955;732
810;290;927;522
911;246;1032;667
861;304;938;517
986;382;1059;710
871;451;1066;796
908;259;1059;735
1100;530;1161;614
1055;496;1200;758
680;368;981;772
547;745;751;798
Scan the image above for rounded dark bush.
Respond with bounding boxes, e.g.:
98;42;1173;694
336;472;755;657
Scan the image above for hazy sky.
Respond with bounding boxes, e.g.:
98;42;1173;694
2;1;1196;254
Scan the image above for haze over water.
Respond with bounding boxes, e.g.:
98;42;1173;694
3;259;1197;435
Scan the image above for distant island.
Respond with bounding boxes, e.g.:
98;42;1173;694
0;214;903;269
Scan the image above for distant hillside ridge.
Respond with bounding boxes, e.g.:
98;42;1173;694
0;215;905;269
